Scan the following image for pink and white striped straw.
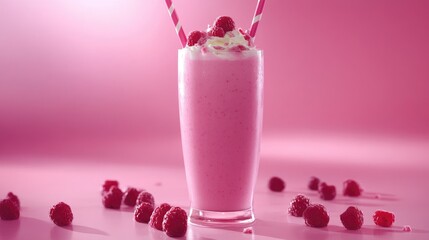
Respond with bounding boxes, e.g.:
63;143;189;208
249;0;266;38
165;0;187;47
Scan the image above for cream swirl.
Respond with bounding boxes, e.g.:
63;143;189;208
187;30;255;55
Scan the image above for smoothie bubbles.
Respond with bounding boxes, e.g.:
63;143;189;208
165;0;266;226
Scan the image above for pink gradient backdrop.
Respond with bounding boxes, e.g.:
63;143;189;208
1;0;429;148
2;2;429;239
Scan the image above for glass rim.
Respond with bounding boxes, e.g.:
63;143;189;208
178;48;263;53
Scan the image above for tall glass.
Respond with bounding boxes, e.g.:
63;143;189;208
178;48;263;226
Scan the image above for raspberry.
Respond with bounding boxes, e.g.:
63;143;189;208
373;210;395;227
319;183;336;200
402;225;412;232
303;204;330;228
288;194;310;217
102;180;119;194
308;177;320;191
0;199;20;220
343;179;362;197
340;206;364;230
149;203;172;231
208;26;225;38
187;31;203;46
162;207;187;238
123;187;141;207
268;176;285;192
198;32;208;45
134;202;154;223
102;186;123;209
6;192;20;209
49;202;73;226
136;191;155;208
214;16;235;32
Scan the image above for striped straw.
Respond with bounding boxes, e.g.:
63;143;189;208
249;0;266;38
165;0;187;47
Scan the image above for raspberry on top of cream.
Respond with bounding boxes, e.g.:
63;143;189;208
186;16;255;54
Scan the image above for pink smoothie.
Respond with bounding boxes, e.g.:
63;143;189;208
178;49;263;211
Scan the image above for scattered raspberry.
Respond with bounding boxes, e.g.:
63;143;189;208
340;206;364;230
373;210;395;227
214;16;235;32
102;180;119;194
268;176;285;192
0;199;20;220
162;207;188;238
149;203;172;231
7;192;20;209
243;227;253;234
49;202;73;226
319;183;336;200
303;204;330;228
343;179;362;197
308;177;320;191
102;186;123;209
288;194;310;217
123;187;141;207
134;202;154;223
136;191;155;208
402;225;412;232
187;31;203;46
208;26;225;38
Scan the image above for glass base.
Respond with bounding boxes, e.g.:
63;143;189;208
188;208;255;227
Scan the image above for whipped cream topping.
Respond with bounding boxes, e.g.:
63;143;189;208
187;30;256;55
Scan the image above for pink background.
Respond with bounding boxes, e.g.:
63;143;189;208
1;1;429;240
1;0;429;151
